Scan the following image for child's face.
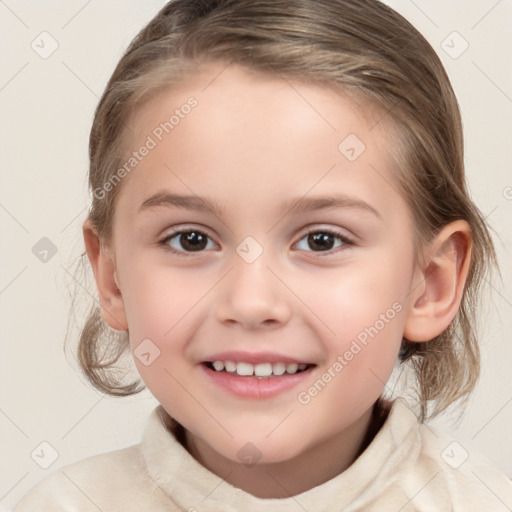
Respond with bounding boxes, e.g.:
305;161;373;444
109;62;420;464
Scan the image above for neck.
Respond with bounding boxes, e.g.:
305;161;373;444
180;399;389;499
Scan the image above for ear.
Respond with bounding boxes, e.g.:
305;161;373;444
82;218;128;331
403;220;472;342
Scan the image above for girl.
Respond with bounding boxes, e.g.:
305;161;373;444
14;0;512;510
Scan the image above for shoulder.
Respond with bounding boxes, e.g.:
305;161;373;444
391;400;512;510
13;444;171;512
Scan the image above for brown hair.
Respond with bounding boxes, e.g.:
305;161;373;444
70;0;497;421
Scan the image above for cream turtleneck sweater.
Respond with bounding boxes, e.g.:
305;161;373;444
14;398;512;511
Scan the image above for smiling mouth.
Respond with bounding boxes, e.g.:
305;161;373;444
203;361;315;378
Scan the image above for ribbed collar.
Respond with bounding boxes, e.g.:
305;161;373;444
141;398;421;511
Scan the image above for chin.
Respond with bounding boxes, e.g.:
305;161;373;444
210;433;309;467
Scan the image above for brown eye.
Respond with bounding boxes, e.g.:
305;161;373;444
307;232;336;251
295;229;353;254
178;231;208;251
162;230;216;254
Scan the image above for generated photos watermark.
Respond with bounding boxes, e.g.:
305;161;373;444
297;301;403;405
93;96;198;200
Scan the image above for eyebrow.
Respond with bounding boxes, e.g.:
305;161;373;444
286;195;381;219
138;192;381;219
139;192;225;216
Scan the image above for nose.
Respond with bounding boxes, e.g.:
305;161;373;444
215;253;292;330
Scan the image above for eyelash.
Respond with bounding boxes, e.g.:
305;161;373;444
158;226;355;258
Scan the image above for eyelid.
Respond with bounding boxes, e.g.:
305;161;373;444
301;225;355;242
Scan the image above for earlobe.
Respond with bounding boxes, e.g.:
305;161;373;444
82;218;128;331
403;220;472;342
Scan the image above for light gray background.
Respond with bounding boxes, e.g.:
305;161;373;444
1;0;511;509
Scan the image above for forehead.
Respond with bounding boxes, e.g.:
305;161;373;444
117;62;406;223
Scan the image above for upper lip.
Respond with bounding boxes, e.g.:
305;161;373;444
202;351;314;365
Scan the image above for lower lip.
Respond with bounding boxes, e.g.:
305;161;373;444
200;364;314;399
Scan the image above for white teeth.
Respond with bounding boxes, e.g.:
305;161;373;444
212;361;224;371
236;362;254;376
224;361;236;373
254;363;273;377
209;360;310;376
272;362;286;376
286;363;299;374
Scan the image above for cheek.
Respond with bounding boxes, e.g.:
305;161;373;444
120;261;213;342
298;256;408;394
304;257;408;343
293;269;406;433
116;263;196;383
